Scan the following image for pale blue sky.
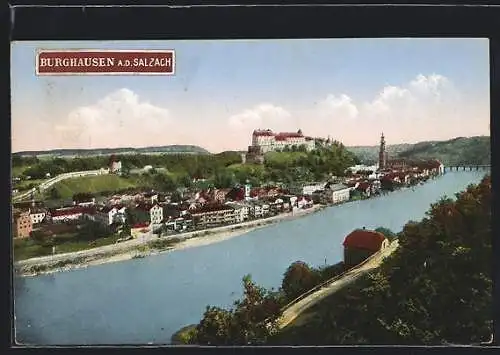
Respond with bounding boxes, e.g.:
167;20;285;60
11;39;490;153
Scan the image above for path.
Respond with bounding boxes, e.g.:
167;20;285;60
277;239;399;329
13;169;109;202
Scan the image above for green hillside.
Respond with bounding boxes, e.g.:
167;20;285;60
347;144;412;164
398;136;490;165
46;175;141;199
347;136;490;166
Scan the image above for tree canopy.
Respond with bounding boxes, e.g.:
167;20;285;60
272;176;492;345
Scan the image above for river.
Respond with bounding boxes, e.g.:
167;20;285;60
13;171;487;345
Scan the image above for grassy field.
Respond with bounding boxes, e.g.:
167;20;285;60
13;234;121;261
12;166;31;177
15;178;47;191
47;175;142;199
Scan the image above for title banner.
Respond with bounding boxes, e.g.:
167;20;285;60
36;50;175;75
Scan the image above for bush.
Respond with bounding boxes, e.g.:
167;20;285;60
281;261;321;302
374;227;397;241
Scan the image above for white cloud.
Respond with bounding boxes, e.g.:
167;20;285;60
360;74;461;122
55;88;171;148
317;94;359;119
228;103;291;129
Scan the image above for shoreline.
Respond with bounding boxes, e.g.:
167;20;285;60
15;205;325;277
14;174;448;278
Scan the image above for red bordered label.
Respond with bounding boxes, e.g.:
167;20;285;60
35;49;175;76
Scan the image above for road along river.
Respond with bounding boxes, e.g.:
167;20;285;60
13;171;487;345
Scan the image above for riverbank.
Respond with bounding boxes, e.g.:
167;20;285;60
15;204;325;277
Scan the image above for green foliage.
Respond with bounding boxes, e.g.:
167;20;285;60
346;136;490;166
397;136;490;166
375;227;397;241
193;275;282;345
76;221;113;242
172;324;199;345
281;261;321;302
271;175;492;345
264;144;359;183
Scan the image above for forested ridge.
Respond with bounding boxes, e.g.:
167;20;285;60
179;176;492;345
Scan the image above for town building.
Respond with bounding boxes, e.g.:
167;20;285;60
302;182;328;196
143;191;159;204
73;193;96;207
48;206;96;223
109;155;122;174
343;228;389;268
321;183;351;204
377;133;444;175
190;204;236;228
13;210;33;238
97;205;127;226
225;202;250;222
136;203;163;225
29;207;47;225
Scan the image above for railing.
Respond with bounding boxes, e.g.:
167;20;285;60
279;248;384;312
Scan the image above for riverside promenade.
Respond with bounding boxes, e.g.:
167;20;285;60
15;205;323;276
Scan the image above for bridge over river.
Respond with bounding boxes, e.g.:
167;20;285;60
444;164;490;172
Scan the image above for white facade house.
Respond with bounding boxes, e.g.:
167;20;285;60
302;182;328;195
150;204;163;225
29;209;47;224
110;161;122;174
49;207;94;223
322;183;351;204
226;202;250;222
438;163;445;175
97;206;127;226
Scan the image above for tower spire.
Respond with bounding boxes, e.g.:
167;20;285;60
379;132;387;170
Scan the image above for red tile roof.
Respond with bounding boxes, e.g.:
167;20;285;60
50;206;96;217
191;204;235;214
132;222;149;229
357;182;371;190
343;229;386;252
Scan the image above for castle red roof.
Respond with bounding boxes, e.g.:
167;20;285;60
343;229;386;252
253;129;274;136
253;129;304;139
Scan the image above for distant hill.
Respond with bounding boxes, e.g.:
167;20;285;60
347;136;490;166
346;144;413;164
13;145;211;157
397;136;490;165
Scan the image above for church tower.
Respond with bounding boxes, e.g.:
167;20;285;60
378;133;387;171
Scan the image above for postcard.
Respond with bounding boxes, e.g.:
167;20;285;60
11;39;491;346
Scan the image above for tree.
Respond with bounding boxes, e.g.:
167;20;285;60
49;187;61;200
170;191;182;203
269;175;492;346
375;227;397;241
194;275;282;345
281;261;320;302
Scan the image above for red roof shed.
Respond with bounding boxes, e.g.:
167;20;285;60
343;229;386;252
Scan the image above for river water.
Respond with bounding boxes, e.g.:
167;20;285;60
13;171;487;345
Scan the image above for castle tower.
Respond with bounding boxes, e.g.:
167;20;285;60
244;179;251;200
379;133;387;170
